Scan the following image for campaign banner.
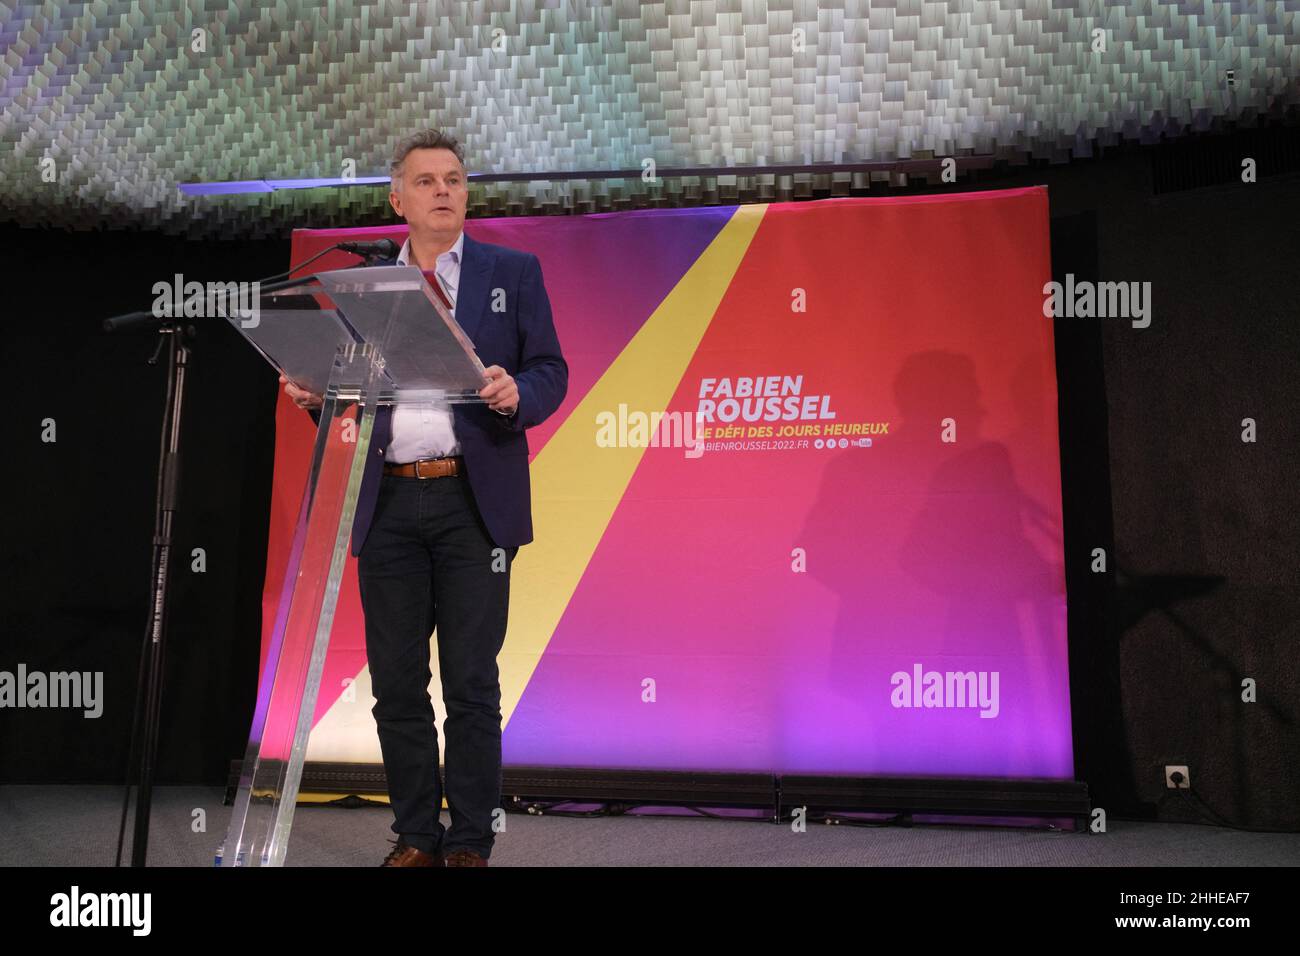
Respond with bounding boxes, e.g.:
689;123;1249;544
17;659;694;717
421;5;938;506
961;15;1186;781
263;186;1072;778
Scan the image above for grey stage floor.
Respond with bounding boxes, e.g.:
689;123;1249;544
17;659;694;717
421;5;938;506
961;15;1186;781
2;785;1297;867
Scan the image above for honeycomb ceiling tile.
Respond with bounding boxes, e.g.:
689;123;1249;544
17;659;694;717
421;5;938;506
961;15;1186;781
0;0;1296;235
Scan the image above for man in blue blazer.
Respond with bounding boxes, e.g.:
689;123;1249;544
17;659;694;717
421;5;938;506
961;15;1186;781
283;129;566;867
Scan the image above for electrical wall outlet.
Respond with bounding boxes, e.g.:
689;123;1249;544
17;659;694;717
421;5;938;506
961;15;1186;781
1165;765;1191;789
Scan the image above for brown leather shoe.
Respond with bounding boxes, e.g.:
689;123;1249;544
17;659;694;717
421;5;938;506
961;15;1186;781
442;848;488;867
379;839;442;867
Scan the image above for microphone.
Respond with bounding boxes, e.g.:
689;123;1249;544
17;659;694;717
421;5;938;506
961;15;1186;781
104;310;169;333
336;238;400;258
103;237;399;332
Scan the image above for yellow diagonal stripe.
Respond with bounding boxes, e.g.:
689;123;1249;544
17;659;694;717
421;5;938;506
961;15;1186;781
501;203;768;727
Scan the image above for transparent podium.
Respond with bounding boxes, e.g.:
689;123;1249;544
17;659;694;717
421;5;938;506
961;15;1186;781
216;266;486;867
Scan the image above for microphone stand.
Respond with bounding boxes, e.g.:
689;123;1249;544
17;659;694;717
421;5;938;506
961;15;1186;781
108;243;391;866
116;319;191;868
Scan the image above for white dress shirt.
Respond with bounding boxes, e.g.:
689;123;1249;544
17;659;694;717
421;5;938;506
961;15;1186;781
386;231;464;462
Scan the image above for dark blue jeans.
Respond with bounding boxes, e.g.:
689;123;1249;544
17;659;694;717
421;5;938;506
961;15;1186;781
357;471;516;859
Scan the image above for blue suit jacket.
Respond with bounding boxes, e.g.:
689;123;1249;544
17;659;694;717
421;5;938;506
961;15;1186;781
312;231;568;556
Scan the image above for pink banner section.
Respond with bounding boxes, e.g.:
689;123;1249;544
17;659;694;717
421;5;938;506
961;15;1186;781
264;189;1072;779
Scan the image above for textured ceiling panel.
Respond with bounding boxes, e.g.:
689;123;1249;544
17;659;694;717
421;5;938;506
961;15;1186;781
1;1;1298;235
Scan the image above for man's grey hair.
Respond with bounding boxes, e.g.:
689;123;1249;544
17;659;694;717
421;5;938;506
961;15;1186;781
390;129;466;192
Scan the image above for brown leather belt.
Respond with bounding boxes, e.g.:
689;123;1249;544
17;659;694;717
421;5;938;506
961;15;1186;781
383;455;463;479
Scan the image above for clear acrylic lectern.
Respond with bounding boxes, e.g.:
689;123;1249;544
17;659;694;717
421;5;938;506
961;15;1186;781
216;266;486;866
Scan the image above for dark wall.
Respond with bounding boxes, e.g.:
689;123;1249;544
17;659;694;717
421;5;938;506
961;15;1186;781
2;229;288;784
987;144;1300;830
3;138;1296;829
1092;167;1298;831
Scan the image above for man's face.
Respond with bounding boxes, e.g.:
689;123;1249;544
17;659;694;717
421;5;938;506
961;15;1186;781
389;147;468;237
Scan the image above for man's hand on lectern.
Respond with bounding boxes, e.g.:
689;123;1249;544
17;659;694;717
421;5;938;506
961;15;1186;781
479;365;519;417
280;374;323;410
